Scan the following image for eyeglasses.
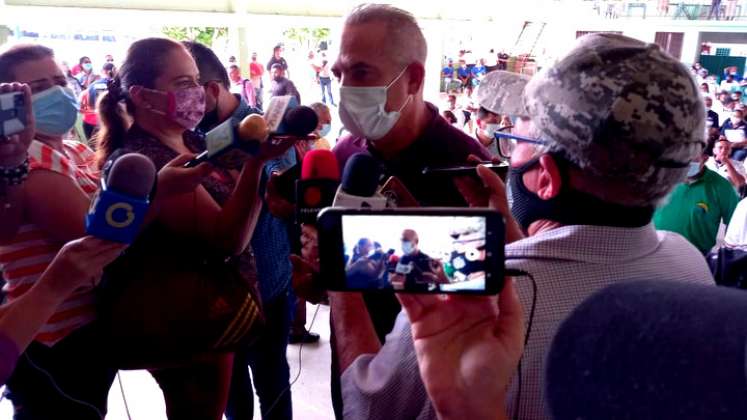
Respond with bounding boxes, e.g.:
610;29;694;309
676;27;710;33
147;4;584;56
494;131;547;159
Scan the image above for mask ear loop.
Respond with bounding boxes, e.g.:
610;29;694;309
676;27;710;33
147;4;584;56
386;65;414;113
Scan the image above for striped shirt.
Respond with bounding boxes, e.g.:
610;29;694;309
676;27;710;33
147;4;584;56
341;224;715;420
0;140;99;346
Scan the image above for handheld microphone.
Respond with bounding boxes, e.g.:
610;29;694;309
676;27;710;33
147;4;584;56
184;113;268;168
264;95;318;139
295;149;340;225
332;153;388;209
86;153;156;244
546;280;747;420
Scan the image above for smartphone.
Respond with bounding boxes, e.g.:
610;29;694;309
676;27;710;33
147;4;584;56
273;163;301;203
422;163;508;180
0;91;26;138
317;207;505;294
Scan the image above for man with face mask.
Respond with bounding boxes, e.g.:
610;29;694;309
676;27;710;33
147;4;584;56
326;4;490;418
389;229;440;292
182;41;296;420
338;33;716;420
308;102;333;150
655;145;739;254
473;106;501;157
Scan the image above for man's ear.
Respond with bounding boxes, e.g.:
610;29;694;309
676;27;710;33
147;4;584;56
407;62;426;94
535;154;563;200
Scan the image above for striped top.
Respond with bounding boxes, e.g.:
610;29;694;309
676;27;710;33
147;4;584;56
0;140;99;346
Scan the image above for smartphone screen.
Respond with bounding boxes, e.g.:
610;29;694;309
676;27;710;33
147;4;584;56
0;91;26;138
318;208;505;294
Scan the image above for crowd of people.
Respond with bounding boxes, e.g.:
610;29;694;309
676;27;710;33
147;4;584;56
2;2;747;420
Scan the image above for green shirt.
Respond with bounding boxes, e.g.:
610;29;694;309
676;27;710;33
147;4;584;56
654;168;739;254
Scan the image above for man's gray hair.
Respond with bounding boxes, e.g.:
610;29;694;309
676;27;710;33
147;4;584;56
344;3;427;66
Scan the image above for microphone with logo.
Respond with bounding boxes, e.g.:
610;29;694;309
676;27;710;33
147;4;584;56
295;149;340;225
546;280;747;420
86;153;156;244
332;153;388;209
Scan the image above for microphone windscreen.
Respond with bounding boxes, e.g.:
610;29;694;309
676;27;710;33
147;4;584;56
283;106;319;137
106;153;157;198
301;149;339;181
546;280;747;420
341;153;382;197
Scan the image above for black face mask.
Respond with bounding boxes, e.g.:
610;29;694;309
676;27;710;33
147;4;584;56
507;153;654;232
197;106;220;133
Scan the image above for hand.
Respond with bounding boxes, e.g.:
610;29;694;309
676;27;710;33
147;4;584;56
300;224;319;262
397;279;525;420
0;83;34;167
265;172;295;219
41;236;127;296
290;254;326;304
256;136;296;163
156;154;214;197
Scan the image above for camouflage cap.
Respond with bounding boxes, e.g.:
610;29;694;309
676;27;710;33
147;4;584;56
525;33;705;206
476;70;530;116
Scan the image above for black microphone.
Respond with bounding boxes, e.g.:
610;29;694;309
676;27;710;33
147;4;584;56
332;153;387;208
272;105;318;139
546;280;747;420
86;153;156;243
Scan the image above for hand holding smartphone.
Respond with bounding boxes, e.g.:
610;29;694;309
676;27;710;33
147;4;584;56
317;208;505;295
0;83;34;167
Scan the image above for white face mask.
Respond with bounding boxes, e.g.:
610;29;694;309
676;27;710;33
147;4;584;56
483;123;500;139
338;66;412;141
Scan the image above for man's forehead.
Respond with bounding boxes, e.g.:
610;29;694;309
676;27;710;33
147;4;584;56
337;24;389;67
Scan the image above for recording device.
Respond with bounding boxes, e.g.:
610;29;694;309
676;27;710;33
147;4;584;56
264;95;319;139
0;91;26;137
184;113;268;168
86;153;156;244
332;153;388;209
273;163;301;203
317;207;505;294
421;162;509;180
295;149;340;224
546;280;747;420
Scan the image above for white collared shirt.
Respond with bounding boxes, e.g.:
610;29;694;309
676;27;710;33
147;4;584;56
706;156;746;184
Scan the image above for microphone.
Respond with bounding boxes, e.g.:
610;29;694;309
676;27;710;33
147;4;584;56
332;153;388;209
546;280;747;420
264;95;319;139
295;149;340;225
86;153;156;244
184;113;268;168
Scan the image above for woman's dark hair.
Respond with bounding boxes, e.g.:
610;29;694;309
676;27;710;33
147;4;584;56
79;56;91;65
442;110;457;124
95;37;184;168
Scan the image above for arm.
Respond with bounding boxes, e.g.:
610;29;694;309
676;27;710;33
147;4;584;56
157;139;295;255
724;159;746;187
330;291;382;372
397;279;524;420
24;170;91;242
0;237;125;367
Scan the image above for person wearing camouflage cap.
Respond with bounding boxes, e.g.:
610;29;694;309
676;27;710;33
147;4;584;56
337;33;715;420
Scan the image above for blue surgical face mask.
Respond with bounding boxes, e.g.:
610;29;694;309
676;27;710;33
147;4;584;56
338;66;412;141
82;62;93;72
687;161;702;178
319;123;331;138
32;85;79;136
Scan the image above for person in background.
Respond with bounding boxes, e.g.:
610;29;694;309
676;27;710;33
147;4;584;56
441;109;458;126
249;52;264;110
308;50;320;85
456;59;470;89
444;94;466;128
470;58;487;87
441;58;454;91
655;143;739;254
705;96;720;130
0;237;126;387
228;64;257;108
720;108;747;160
318;56;336;107
266;45;289;77
732;90;746;106
497;50;510;70
721;73;739;93
309;102;333;150
104;54;114;64
473;106;501;157
270;63;301;103
60;61;83;96
75;56;97;89
706;136;746;188
79;62;116;141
